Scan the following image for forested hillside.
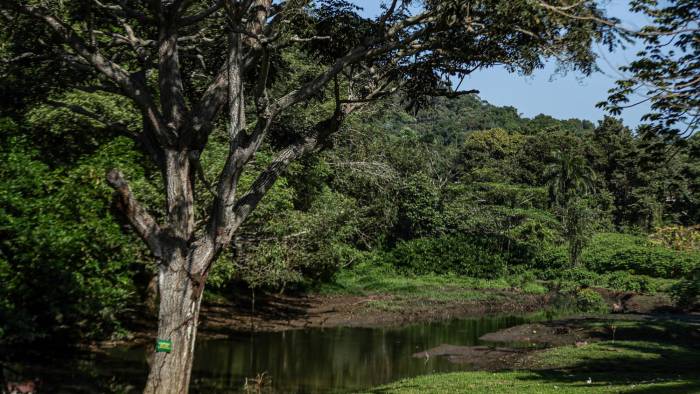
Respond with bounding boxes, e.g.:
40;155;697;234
2;92;698;343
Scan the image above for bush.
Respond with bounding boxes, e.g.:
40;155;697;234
0;139;146;344
388;235;508;278
532;244;569;271
582;233;699;278
602;271;659;294
541;267;602;288
671;269;700;310
505;267;547;294
575;288;608;313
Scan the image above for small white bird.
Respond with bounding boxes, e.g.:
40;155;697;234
586;377;592;384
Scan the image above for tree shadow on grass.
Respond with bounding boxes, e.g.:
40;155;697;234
520;370;700;394
518;339;700;393
584;316;700;344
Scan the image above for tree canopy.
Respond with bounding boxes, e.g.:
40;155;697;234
600;0;700;137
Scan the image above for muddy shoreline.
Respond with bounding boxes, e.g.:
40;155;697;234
98;290;554;349
412;313;700;371
201;291;551;333
98;288;679;349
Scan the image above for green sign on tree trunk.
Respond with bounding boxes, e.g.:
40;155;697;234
156;339;172;353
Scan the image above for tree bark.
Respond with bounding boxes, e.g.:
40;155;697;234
142;146;205;394
143;255;204;394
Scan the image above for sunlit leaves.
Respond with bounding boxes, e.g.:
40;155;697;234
600;0;700;137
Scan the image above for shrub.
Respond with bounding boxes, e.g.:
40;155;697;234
555;267;602;287
532;244;569;271
506;268;547;293
388;235;508;278
507;266;537;284
671;269;700;310
0;139;145;343
537;267;604;294
575;288;608;313
602;271;659;293
582;233;700;278
521;282;548;294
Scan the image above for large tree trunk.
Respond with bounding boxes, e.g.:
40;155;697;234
144;149;204;394
143;256;204;394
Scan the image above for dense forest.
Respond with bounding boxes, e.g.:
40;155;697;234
2;93;698;343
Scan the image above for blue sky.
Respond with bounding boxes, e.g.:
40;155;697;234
351;0;651;129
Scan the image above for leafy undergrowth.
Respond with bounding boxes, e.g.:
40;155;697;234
316;261;685;316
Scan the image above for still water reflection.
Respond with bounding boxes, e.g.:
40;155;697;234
107;314;549;393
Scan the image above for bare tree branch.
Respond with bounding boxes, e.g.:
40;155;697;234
227;111;350;240
378;0;400;26
181;45;259;148
106;169;164;258
92;0;153;23
179;0;225;25
44;99;134;135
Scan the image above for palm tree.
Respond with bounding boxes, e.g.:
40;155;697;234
545;150;596;207
545;150;597;267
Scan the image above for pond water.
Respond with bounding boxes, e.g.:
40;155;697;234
105;313;552;393
4;313;554;393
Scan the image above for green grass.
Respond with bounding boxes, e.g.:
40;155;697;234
319;257;684;301
319;262;548;303
361;371;700;393
364;321;700;394
364;341;700;393
316;263;518;312
530;341;700;371
318;261;680;305
574;318;699;343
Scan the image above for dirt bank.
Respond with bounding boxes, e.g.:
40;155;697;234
197;288;680;335
412;344;529;370
479;320;593;347
99;288;679;348
199;290;551;336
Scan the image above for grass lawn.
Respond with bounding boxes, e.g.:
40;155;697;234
361;370;700;393
319;262;548;302
318;263;548;313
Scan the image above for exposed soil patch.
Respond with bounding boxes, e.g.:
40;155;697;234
594;288;676;314
412;344;529;370
480;314;700;347
479;321;591;347
411;319;605;371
